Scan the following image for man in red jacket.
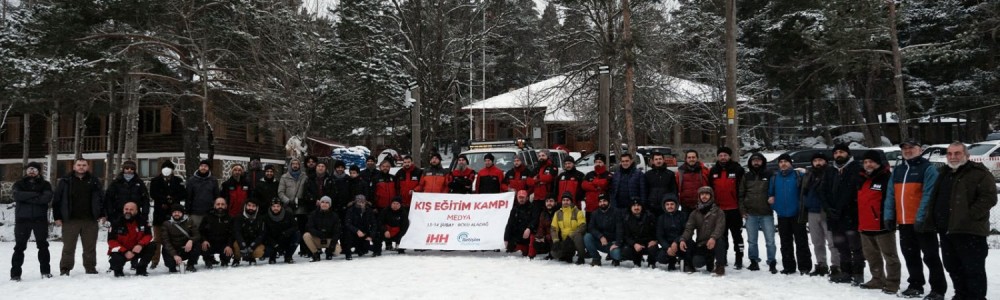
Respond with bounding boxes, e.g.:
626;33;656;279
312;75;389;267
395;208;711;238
553;157;585;208
528;150;558;212
396;156;423;206
448;155;476;194
372;160;399;210
416;153;450;193
857;150;901;294
107;202;154;277
708;147;746;269
503;156;530;193
677;150;710;212
476;153;506;193
582;153;611;215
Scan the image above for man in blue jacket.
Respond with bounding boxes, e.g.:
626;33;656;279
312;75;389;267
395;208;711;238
769;154;811;275
585;194;622;266
610;154;645;210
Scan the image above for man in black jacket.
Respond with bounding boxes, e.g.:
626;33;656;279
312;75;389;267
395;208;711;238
104;160;150;220
584;194;622;266
10;162;54;281
656;198;689;271
826;144;864;285
263;199;298;264
344;195;380;260
330;161;352;216
347;166;369;201
380;197;409;254
254;165;279;206
53;159;104;276
186;159;219;230
645;152;678;217
620;200;658;268
233;201;266;266
149;160;186;269
304;196;341;261
200;198;235;268
505;190;534;256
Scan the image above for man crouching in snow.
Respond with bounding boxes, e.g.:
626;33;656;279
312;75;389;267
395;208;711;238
551;192;587;265
108;202;155;277
680;186;728;276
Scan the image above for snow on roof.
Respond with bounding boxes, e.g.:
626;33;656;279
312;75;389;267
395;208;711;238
878;112;967;124
307;137;346;148
462;74;736;123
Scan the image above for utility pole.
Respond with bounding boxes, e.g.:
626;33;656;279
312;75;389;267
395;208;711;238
409;81;421;167
724;0;739;152
887;0;909;141
598;66;611;157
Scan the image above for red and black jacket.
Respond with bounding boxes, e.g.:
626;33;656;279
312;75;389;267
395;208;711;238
503;165;531;193
527;161;558;201
476;165;506;193
677;162;710;211
709;161;745;211
395;166;423;206
581;167;611;213
551;167;585;205
416;165;449;193
372;171;399;210
221;176;252;217
107;217;153;255
448;168;477;194
858;166;891;233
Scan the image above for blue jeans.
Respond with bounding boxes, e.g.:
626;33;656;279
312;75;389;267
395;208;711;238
584;233;622;261
745;214;776;264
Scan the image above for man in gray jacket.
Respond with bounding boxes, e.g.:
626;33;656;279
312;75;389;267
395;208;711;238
278;158;307;256
10;162;54;281
186;159;219;230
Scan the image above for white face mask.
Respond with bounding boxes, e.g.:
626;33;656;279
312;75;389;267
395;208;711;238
161;167;173;177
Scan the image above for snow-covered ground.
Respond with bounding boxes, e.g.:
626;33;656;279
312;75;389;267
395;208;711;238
3;235;999;299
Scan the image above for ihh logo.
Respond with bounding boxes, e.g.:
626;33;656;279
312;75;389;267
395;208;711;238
426;234;449;245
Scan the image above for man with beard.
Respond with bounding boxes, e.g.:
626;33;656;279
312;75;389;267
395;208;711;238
301;162;334;256
304;156;319;178
330;161;352;215
344;195;380;260
645;152;678;217
396;156;423;206
278;158;307;257
304;196;341;261
372;160;399;210
584;194;621;266
247;156;266;190
656;198;690;271
610;154;645;211
264;199;298;264
581;154;611;218
104;160;150;221
551;192;587;265
200;198;235;269
740;153;777;273
107;202;154;277
884;139;946;299
802;152;840;277
221;164;252;218
186;159;219;230
10;162;54;281
923;142;997;300
770;154;812;275
528;198;559;259
149;160;186;270
348;166;369;200
448;155;476;194
380;197;409;254
527;150;558;212
53;159;104;276
477;153;506;194
416;153;449;194
680;186;728;276
503;156;531;193
505;190;535;256
233;201;266;266
856;150;901;295
254;165;279;206
708;147;745;269
621;200;658;268
161;204;200;273
676;150;709;213
825;144;865;285
552;157;585;207
360;156;379;200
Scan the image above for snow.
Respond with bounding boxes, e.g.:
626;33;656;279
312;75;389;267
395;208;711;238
878;112;967;124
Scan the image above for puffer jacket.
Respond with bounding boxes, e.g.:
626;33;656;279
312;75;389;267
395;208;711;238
526;160;557;201
610;165;645;209
581;167;611;213
416;165;449;194
619;211;656;246
709;161;745;211
739;155;773;216
233;204;266;249
656;209;688;247
200;210;234;246
681;189;726;246
552;167;585;204
185;172;219;215
107;216;152;255
884;156;939;225
857;166;891;233
12;176;53;222
278;171;307;214
922;162;998;236
644;165;678;214
396;166;423;205
104;174;150;219
161;216;200;256
307;208;342;240
676;162;709;210
587;206;620;243
551;206;586;240
264;206;298;243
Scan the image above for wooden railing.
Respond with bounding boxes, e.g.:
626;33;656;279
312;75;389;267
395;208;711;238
48;136;108;153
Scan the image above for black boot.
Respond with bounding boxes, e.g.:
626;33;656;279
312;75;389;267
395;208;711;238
590;258;602;267
345;253;353;261
851;274;864;286
828;265;842;278
768;261;778;274
734;252;744;270
667;262;677;271
284;256;295;264
575;256;586;265
135;267;148;276
612;260;621;267
310;252;321;262
809;264;829;276
748;261;760;271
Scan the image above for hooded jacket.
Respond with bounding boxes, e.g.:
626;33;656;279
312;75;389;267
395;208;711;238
278;170;307;214
857;165;892;233
552;167;585;204
233;202;266;249
186;171;219;215
739;153;774;216
884;156;939;225
477;164;506;194
656;205;688;247
12;175;53;222
162;214;200;256
681;187;726;246
676;162;709;211
104;173;150;219
150;174;187;225
645;165;678;214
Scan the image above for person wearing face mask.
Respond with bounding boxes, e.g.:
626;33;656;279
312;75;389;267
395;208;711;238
199;198;235;268
107;202;154;277
582;154;612;218
584;193;622;266
186;159;220;231
254;165;279;207
161;204;201;273
679;186;728;276
104;160;150;225
10;162;54;281
645;152;678;217
221;164;252;218
233;201;266;266
149;160;187;270
825;144;865;285
923;142;996;300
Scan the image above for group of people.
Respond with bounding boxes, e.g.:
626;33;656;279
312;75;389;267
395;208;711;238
8;143;996;300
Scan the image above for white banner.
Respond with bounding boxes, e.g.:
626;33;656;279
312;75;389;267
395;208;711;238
399;192;515;250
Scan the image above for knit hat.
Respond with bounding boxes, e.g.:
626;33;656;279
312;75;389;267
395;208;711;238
366;156;377;163
271;197;283;206
122;160;137;170
598;193;609;201
391;196;403;204
564;156;575;164
594;153;607;163
630;199;643;207
264;165;275;171
199;159;212;167
811;152;828;161
170;204;186;213
899;138;920;147
161;160;175;170
862;150;882;165
832;143;850;154
777;153;792;163
431;152;442;161
561;191;573;200
457;154;468;162
484;153;495;161
748;152;766;164
717;147;733;156
663;197;678;205
349;165;360;172
319;196;332;204
25;161;43;171
698;186;714;195
333;160;346;169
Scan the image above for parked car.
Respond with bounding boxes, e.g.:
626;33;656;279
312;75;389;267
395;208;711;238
449;140;537;173
873;146;902;167
637;146;677;167
967;140;1000;182
740;151;786;168
921;143;960;168
576;152;648;175
765;148;887;170
986;132;1000;141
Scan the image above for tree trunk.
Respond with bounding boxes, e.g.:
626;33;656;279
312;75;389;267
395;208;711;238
622;0;637;155
73;111;83;160
105;112;116;185
888;0;908;141
123;75;139;162
22;113;29;167
115;108;125;171
863;56;885;144
724;0;739;152
47;102;58;183
181;97;201;177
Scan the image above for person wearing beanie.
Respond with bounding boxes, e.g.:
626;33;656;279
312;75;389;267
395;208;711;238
107;202;155;277
221;164;252;218
372;159;399;210
299;161;335;257
769;154;812;275
476;153;505;194
330;160;351;217
740;152;778;273
505;190;535;256
161;203;200;273
233;200;266;266
645;152;678;217
263;198;298;264
247;155;265;190
449;155;476;194
584;193;622;266
360;156;380;196
304;195;341;262
148;159;186;269
253;164;280;207
708;147;746;269
346;166;370;203
680;186;728;276
885;139;946;299
656;197;690;271
199;197;235;268
551;156;585;207
621;198;658;268
503;155;531;194
527;150;558;212
416;153;449;193
343;193;380;260
551;191;587;265
104;160;150;225
52;158;104;276
379;196;410;254
610;153;645;211
10;161;54;280
582;153;612;216
827;144;865;285
396;156;423;206
676;150;709;213
187;158;220;232
802;149;840;277
856;150;901;294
